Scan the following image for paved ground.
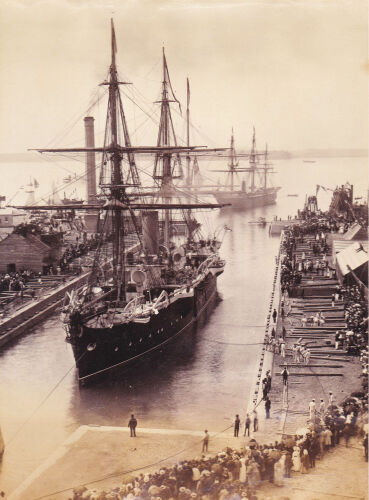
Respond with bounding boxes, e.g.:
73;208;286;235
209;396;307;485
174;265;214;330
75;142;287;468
8;426;254;500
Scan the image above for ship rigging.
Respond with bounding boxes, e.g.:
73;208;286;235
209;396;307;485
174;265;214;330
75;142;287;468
20;20;229;382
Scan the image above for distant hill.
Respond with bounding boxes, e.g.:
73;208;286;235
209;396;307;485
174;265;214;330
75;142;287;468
238;149;368;160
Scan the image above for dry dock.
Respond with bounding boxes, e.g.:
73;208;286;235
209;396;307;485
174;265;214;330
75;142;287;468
5;226;367;500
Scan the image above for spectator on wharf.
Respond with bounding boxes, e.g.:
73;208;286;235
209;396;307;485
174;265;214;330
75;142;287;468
363;433;368;461
301;314;307;328
253;410;258;432
266;370;272;391
273;454;286;486
202;430;209;452
272;309;277;323
325;427;333;449
282;326;287;340
304;348;311;365
309;399;316;420
281;366;289;386
128;414;137;437
319;398;325;415
280;340;286;358
244;414;251;437
329;391;334;407
292;446;301;472
265;397;271;419
300;449;310;473
234;415;241;437
335;331;340;350
331;293;335;307
262;378;268;400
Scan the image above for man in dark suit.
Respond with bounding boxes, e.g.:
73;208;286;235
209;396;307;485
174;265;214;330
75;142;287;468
128;414;137;437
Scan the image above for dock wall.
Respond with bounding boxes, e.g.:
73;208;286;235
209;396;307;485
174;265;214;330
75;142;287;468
247;232;283;413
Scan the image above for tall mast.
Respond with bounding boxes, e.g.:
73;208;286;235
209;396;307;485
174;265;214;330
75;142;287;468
109;19;124;299
153;48;182;248
263;143;268;191
186;78;191;187
249;126;257;192
228;128;238;192
161;49;171;248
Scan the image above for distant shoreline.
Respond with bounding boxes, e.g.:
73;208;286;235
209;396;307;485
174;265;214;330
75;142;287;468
0;149;367;162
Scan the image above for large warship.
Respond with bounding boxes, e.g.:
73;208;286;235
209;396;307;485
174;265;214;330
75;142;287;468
213;129;280;209
27;21;227;382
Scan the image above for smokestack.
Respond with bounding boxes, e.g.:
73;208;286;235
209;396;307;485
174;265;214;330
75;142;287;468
84;116;96;204
142;211;159;254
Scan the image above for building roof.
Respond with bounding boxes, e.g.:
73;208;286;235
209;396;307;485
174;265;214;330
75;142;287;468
343;222;368;241
0;232;50;253
336;242;368;277
332;239;368;265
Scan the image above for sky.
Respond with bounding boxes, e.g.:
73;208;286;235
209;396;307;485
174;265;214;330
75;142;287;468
0;0;367;153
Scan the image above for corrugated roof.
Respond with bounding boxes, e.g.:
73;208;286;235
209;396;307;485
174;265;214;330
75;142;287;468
343;223;368;241
336;242;368;277
332;239;368;264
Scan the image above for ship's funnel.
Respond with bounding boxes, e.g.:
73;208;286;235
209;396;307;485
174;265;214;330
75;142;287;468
142;211;159;254
84;116;96;204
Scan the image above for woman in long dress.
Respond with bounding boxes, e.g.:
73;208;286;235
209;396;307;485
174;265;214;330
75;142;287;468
247;460;260;489
239;457;247;483
300;449;310;473
274;455;286;486
292;446;301;472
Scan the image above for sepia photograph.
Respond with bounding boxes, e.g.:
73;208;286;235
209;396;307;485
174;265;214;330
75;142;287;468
0;0;367;499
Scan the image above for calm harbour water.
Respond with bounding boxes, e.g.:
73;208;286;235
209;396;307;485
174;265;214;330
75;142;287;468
0;156;367;494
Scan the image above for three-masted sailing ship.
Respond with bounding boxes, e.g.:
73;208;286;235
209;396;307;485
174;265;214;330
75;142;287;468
26;21;227;382
213;128;280;209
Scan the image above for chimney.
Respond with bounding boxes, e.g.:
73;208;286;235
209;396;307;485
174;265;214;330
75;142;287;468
84;116;96;204
142;211;159;254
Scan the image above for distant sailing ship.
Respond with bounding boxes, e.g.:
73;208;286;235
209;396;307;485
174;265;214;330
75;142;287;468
213;129;280;209
25;21;227;383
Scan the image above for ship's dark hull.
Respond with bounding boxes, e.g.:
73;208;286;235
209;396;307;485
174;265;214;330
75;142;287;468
214;187;280;209
69;272;219;383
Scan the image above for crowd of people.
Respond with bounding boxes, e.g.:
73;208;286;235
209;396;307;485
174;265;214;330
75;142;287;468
0;269;34;294
71;391;367;500
58;236;99;273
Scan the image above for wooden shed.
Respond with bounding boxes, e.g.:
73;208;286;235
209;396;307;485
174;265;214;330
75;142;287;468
0;233;52;273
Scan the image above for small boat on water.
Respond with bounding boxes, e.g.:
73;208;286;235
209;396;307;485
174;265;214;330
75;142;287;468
248;217;268;226
287;194;298;197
